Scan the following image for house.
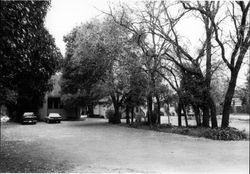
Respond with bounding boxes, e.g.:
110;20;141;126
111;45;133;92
38;73;178;120
38;73;79;120
93;98;111;117
231;96;244;113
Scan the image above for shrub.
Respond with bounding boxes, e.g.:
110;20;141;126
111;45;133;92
159;124;173;129
105;109;121;124
147;110;157;124
105;109;115;119
203;127;247;140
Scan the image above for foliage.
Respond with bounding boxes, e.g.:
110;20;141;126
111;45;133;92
105;109;115;120
179;65;207;106
124;67;148;108
247;68;250;114
0;1;62;117
167;126;248;140
0;86;18;110
16;27;62;112
125;124;248;141
61;17;138;123
61;20;111;108
105;109;121;123
183;1;250;128
202;128;247;140
210;74;228;106
1;1;50;89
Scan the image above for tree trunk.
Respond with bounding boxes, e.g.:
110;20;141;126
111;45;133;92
111;95;121;124
156;95;161;125
221;74;237;128
87;103;94;117
194;105;201;127
131;106;134;124
147;93;153;126
202;106;210;127
182;105;189;127
125;105;130;124
208;96;218;128
113;104;121;124
177;102;182;127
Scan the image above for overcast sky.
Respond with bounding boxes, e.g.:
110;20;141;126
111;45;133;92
45;0;249;86
45;0;203;56
45;0;110;56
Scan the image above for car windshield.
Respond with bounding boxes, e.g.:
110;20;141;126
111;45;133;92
23;112;34;116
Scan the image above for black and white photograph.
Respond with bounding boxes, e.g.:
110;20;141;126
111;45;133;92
0;0;249;173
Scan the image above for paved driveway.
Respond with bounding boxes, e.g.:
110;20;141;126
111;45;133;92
1;119;249;173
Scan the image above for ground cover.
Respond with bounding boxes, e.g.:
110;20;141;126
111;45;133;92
121;123;248;141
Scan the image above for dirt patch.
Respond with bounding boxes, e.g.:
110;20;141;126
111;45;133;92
1;120;249;173
0;137;74;173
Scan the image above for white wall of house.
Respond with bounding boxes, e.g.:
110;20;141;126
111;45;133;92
0;105;8;116
93;104;112;118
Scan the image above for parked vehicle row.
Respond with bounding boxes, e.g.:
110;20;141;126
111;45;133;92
2;112;87;125
21;112;62;124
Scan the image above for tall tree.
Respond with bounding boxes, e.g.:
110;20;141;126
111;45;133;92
128;1;220;127
61;21;110;114
182;1;250;127
106;1;171;126
0;0;62;118
124;63;148;124
61;18;134;123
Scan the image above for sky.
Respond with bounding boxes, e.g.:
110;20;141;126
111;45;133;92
45;0;110;56
45;0;203;56
45;0;249;86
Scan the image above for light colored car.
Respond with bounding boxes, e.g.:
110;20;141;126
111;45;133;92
22;112;37;124
1;115;10;122
45;113;62;123
80;114;87;120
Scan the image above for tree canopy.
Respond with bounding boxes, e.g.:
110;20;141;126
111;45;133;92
0;0;62;117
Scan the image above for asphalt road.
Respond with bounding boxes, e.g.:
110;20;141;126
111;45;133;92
0;118;249;173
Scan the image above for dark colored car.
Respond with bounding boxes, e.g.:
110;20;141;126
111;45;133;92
45;113;62;123
22;112;37;124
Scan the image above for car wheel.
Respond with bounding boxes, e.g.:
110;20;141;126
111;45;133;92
58;121;61;123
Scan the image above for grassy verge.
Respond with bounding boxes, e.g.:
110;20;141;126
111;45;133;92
120;123;248;141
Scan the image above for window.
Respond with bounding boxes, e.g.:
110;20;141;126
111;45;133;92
48;97;62;109
54;98;59;109
48;98;53;109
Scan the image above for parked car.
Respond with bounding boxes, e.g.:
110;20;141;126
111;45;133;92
1;115;10;123
45;113;62;123
22;112;37;124
80;114;87;120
